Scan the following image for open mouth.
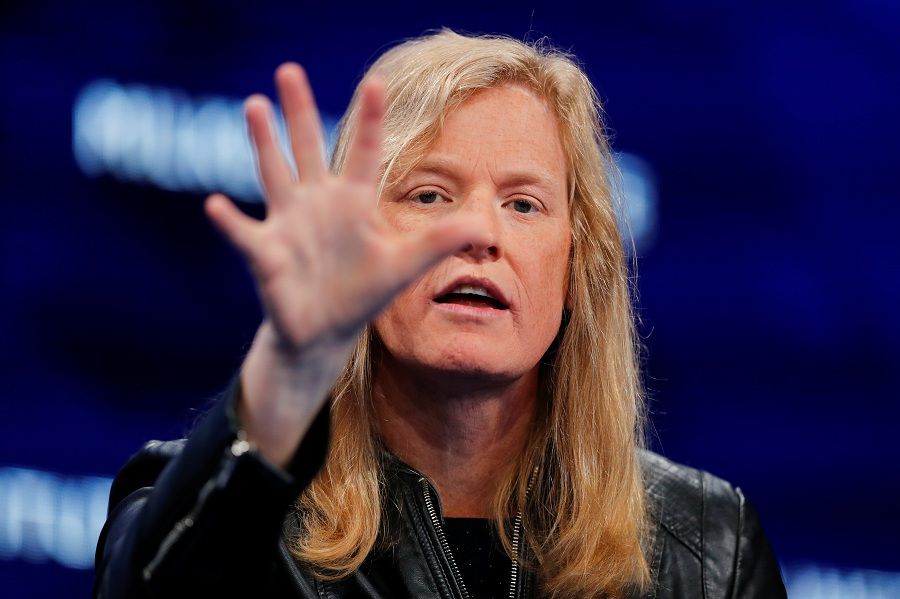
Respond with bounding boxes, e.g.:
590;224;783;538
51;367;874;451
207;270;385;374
433;292;509;310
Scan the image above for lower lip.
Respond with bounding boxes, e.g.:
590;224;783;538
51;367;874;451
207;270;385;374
431;301;508;319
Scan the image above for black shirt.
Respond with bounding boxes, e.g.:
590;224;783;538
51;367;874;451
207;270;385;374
442;517;512;599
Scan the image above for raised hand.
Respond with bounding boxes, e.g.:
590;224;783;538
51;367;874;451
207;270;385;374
206;63;476;354
203;64;479;466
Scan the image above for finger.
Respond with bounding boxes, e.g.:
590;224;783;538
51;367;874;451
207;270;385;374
342;77;385;185
391;215;484;284
276;63;327;183
204;193;262;259
245;95;294;205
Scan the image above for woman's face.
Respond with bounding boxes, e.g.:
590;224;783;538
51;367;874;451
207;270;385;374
375;83;571;384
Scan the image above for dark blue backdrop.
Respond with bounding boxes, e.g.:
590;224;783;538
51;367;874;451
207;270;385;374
2;1;898;597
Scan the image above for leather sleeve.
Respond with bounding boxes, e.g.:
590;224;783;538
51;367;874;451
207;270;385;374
92;374;331;599
729;490;787;599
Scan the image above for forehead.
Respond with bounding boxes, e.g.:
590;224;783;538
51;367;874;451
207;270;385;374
419;83;568;189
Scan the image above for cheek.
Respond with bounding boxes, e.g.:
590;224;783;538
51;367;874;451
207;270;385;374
373;208;416;325
374;287;416;339
372;269;437;350
538;232;571;303
518;235;571;341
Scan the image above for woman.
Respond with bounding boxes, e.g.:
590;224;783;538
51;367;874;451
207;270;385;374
93;30;787;598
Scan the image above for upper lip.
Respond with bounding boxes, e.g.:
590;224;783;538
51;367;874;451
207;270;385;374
433;275;511;309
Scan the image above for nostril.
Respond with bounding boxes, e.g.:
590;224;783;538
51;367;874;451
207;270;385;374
457;239;499;258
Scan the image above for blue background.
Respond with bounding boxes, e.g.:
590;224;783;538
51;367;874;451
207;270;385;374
2;1;898;597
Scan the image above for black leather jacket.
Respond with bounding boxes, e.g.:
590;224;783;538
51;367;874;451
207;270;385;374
93;379;787;598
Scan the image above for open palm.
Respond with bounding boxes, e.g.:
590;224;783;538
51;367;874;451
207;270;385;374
205;64;477;354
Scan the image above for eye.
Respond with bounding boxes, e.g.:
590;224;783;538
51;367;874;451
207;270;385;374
409;190;448;205
510;199;537;214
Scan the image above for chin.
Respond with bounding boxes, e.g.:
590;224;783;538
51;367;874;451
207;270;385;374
407;336;528;384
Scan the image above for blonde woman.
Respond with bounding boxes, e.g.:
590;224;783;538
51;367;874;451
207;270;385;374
94;30;787;599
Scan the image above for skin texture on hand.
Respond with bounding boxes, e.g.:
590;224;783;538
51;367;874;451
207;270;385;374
204;64;484;466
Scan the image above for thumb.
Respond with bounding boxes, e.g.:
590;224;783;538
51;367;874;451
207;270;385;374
204;193;261;259
391;214;485;283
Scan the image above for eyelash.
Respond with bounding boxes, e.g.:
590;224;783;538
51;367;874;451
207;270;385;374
407;190;540;214
410;190;447;205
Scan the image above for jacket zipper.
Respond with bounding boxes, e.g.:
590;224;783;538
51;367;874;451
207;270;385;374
419;466;539;599
143;437;251;581
508;503;524;599
510;466;539;599
421;478;471;599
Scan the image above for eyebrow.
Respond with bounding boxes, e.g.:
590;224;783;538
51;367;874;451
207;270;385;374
408;155;564;195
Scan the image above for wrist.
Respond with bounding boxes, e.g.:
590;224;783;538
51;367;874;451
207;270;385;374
237;319;353;469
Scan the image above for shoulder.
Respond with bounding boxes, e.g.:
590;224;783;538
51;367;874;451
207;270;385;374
638;448;749;565
638;448;744;559
637;449;787;598
108;439;186;510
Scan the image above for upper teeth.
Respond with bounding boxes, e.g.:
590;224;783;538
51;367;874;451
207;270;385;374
453;285;493;299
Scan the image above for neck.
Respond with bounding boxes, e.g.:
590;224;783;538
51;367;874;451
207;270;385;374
373;353;538;518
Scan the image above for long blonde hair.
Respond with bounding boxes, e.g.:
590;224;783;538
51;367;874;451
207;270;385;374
289;29;650;598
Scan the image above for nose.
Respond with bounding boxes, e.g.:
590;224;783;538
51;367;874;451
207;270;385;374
456;191;500;261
